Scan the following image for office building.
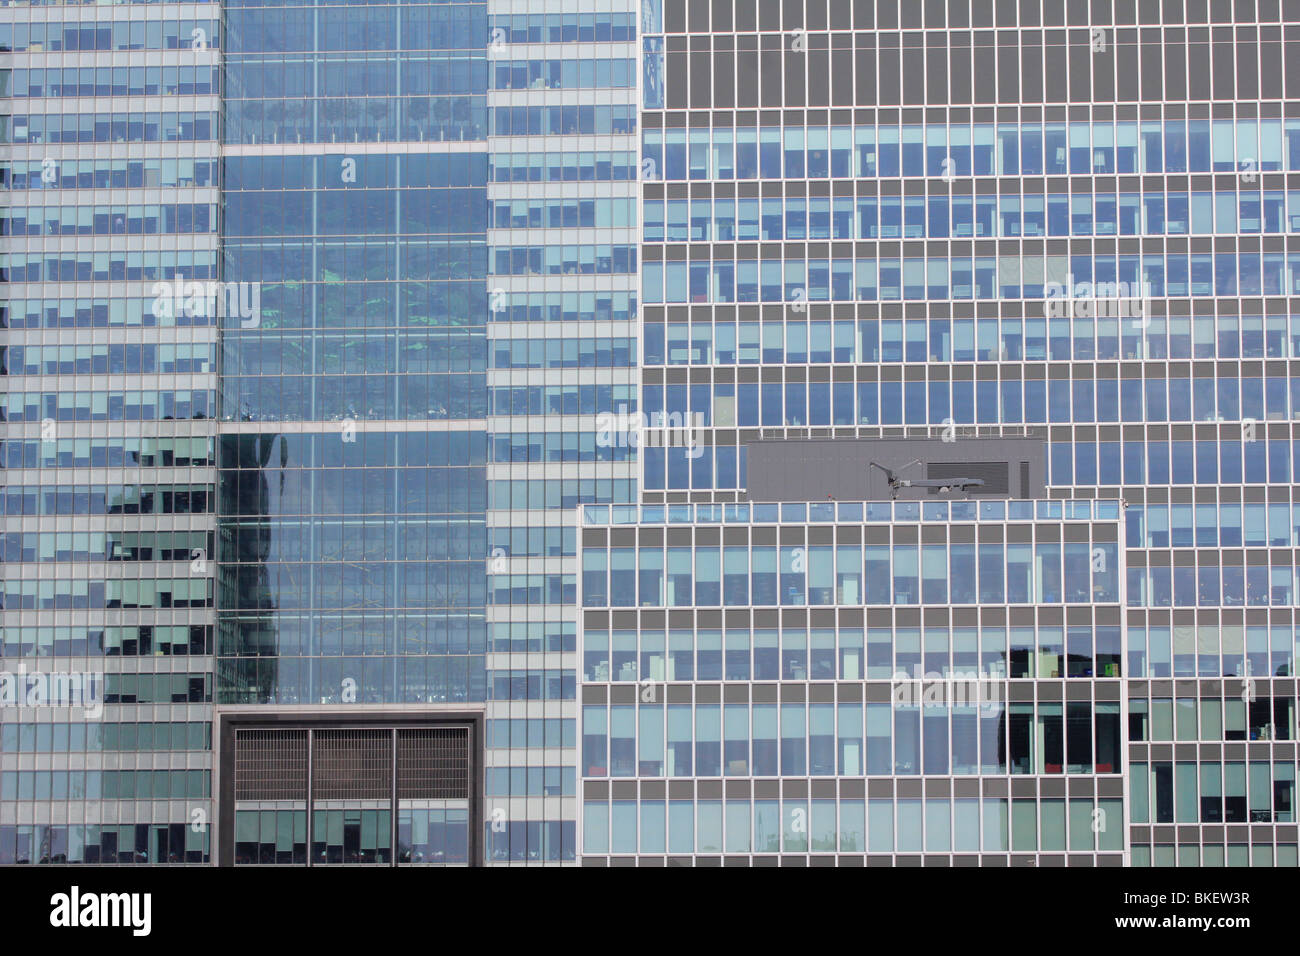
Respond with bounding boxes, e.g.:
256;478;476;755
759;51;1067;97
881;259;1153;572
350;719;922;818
608;0;1299;866
3;0;1300;867
2;3;222;863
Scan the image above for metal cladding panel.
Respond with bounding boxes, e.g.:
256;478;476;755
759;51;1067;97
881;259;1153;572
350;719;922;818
743;437;1046;502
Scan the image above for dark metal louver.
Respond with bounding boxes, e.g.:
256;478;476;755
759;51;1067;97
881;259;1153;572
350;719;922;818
234;728;308;801
397;728;470;799
312;729;391;800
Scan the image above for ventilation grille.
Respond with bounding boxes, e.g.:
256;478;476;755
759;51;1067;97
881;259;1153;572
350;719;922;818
232;724;472;804
397;728;470;799
312;729;391;800
927;461;1010;496
234;729;308;801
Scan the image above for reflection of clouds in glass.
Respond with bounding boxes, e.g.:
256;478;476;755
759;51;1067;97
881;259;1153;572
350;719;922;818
643;37;665;109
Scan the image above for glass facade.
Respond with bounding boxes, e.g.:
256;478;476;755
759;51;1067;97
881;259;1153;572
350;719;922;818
578;500;1127;861
216;0;491;703
1;0;220;864
3;0;1300;869
482;0;639;863
212;0;493;866
611;0;1300;867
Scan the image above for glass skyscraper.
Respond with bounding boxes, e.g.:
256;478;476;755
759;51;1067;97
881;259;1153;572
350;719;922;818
595;0;1298;867
2;0;1299;868
2;3;221;863
481;0;639;862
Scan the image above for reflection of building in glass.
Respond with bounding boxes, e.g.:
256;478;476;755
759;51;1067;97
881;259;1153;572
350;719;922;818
217;431;284;703
216;431;488;706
